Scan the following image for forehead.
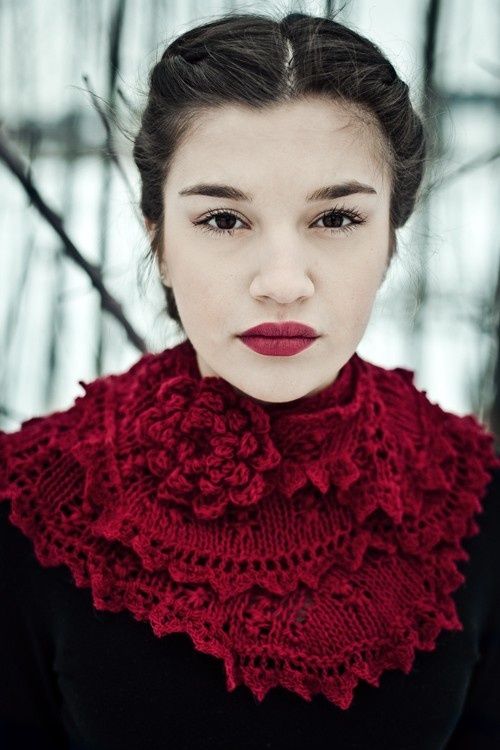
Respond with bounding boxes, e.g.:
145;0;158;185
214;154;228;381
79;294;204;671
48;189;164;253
166;97;391;196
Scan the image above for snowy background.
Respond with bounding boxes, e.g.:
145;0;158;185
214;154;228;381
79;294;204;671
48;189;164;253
1;0;499;438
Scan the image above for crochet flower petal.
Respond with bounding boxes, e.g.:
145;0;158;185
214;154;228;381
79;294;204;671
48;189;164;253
133;373;282;520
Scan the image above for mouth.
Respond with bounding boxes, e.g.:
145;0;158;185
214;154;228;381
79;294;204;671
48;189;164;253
237;334;319;357
238;321;319;338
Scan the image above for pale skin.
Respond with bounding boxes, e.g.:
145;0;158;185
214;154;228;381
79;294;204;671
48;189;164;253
145;97;393;405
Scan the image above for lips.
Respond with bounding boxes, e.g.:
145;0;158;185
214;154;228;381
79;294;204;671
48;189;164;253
239;321;318;338
238;336;318;356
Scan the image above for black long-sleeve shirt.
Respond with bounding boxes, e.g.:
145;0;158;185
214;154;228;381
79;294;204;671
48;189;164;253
1;466;500;750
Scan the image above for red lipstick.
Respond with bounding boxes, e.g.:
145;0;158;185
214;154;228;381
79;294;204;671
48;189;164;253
238;321;319;357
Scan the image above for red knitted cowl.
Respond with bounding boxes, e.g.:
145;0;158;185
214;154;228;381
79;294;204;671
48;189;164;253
1;339;499;709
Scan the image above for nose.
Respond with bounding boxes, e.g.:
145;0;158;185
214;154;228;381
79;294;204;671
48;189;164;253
248;243;315;304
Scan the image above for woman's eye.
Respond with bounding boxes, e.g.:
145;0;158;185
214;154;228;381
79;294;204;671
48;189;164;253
196;211;245;236
194;208;365;237
314;210;359;232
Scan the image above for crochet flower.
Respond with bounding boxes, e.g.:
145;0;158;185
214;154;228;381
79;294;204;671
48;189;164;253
135;375;282;520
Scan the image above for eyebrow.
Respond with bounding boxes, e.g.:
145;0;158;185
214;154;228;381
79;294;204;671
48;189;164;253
178;180;377;202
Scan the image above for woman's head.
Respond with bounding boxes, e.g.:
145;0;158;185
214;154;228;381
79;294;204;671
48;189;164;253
133;11;428;404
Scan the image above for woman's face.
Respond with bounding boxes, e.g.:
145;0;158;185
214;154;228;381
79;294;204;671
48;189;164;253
151;98;392;405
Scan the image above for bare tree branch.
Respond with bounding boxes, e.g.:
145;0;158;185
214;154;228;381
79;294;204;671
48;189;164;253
0;124;147;354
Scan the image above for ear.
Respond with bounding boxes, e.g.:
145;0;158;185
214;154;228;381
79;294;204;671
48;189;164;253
144;217;155;241
159;258;172;288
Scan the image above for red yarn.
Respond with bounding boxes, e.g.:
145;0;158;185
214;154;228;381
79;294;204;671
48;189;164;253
1;339;499;710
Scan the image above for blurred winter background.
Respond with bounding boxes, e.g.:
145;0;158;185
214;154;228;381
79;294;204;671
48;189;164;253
1;0;499;442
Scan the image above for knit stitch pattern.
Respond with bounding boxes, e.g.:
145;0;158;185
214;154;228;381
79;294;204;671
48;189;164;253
1;339;499;709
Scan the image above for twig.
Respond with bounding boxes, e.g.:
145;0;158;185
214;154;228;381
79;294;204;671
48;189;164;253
0;124;147;353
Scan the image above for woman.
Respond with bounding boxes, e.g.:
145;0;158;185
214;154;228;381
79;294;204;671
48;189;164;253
1;10;499;750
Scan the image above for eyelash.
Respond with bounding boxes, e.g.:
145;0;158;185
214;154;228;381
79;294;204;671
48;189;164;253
193;205;366;237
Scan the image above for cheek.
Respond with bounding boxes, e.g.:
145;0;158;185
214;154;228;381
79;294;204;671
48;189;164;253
170;255;230;322
328;258;382;330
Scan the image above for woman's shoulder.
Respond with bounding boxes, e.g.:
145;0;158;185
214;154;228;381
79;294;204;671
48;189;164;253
473;463;500;554
0;374;111;581
0;350;153;483
0;347;163;447
472;462;500;552
0;383;99;506
482;462;500;499
456;461;500;624
0;498;38;588
0;352;164;585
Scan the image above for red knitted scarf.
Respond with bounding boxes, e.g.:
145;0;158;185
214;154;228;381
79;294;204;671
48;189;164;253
1;339;499;709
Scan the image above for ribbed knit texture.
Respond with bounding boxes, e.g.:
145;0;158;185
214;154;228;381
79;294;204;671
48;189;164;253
1;339;499;710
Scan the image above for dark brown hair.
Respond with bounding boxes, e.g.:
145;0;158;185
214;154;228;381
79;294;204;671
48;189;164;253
132;10;429;335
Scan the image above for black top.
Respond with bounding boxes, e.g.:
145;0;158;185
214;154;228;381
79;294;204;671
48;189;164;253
1;467;500;750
